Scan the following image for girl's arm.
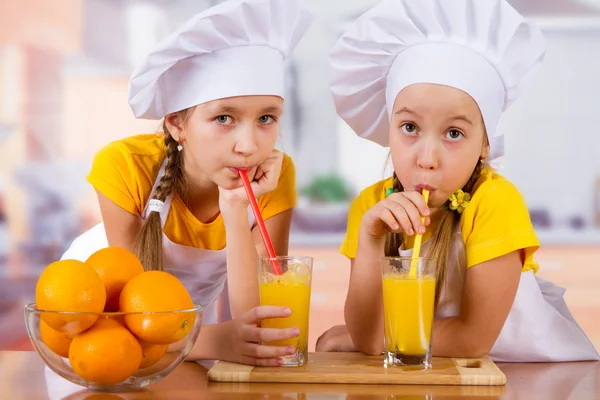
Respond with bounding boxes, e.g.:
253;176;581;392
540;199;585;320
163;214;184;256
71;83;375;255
431;250;522;357
343;250;522;357
223;208;293;318
96;191;143;250
223;206;260;317
345;191;430;355
253;209;293;257
344;230;386;355
221;151;289;318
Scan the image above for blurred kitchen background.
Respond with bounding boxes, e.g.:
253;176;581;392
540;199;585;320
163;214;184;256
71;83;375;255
0;0;599;353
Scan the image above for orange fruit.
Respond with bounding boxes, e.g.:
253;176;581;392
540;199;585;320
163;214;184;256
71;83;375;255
112;314;126;326
40;319;72;358
119;271;195;344
85;247;144;312
69;317;142;385
36;259;106;335
139;340;168;368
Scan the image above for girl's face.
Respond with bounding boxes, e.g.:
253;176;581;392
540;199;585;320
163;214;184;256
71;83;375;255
389;83;490;209
168;95;283;190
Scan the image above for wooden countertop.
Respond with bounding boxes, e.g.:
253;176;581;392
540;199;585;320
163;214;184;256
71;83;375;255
1;351;598;399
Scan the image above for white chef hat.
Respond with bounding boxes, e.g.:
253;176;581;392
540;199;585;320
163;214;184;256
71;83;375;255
128;0;313;120
329;0;546;161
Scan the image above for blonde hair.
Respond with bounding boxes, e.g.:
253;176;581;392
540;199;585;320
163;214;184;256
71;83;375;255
384;161;485;307
133;110;191;271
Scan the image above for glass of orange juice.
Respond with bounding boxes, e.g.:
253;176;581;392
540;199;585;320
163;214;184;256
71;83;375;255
259;256;313;366
382;257;437;369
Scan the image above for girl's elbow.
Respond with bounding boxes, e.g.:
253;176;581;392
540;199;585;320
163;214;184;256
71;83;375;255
357;343;384;356
345;322;383;356
352;335;384;356
345;326;382;355
463;337;495;358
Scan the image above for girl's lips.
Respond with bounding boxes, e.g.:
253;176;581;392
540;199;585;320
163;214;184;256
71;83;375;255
229;167;252;177
415;184;435;194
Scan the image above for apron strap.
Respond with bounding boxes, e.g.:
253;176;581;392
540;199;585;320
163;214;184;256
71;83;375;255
141;158;173;228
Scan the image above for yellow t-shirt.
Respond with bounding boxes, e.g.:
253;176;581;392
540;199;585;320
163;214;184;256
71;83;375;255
87;134;297;250
340;170;539;272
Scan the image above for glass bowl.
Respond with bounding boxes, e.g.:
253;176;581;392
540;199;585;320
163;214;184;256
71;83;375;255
24;302;203;391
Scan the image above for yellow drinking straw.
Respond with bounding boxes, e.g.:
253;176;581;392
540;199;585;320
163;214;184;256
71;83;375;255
409;189;430;278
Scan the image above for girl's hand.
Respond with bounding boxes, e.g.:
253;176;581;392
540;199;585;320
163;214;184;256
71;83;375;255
248;150;283;199
315;325;356;352
361;191;430;239
218;150;283;212
221;305;300;366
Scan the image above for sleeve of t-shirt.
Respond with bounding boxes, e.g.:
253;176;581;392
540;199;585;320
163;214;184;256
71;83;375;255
339;194;368;259
257;153;297;221
340;179;393;260
461;179;540;271
86;142;143;217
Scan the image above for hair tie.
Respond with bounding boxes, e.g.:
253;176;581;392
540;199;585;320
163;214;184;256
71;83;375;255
148;199;164;213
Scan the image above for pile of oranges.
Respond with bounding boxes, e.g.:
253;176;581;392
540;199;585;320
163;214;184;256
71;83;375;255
35;247;196;385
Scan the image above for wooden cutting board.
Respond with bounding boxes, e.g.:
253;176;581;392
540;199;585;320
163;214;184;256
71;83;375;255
207;352;506;386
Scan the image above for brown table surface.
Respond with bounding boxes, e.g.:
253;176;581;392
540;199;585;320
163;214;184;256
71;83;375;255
1;351;598;399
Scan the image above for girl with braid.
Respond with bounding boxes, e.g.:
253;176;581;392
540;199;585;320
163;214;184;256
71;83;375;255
60;0;313;366
315;0;599;362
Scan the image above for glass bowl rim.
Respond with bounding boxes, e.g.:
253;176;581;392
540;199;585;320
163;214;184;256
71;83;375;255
24;302;203;316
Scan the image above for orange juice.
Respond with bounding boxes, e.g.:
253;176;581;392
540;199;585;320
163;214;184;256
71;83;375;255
259;274;311;351
382;275;436;355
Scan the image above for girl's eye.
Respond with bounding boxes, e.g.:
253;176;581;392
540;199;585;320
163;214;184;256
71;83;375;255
401;123;417;135
259;115;276;124
215;115;233;125
446;129;464;141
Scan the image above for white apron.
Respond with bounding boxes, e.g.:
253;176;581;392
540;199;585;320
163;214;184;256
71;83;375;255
60;159;254;326
399;230;600;362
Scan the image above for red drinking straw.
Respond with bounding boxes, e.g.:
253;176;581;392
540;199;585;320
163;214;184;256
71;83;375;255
238;170;282;275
